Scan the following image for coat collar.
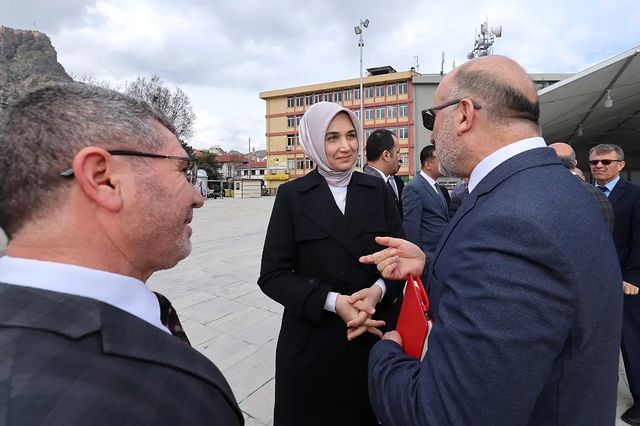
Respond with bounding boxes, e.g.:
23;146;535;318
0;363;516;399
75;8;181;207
431;147;557;266
296;170;381;260
608;177;626;206
416;173;447;214
0;282;243;422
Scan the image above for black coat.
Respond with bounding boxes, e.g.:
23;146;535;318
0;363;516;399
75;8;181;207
258;169;405;426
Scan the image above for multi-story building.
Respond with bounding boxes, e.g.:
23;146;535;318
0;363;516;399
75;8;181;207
259;66;420;193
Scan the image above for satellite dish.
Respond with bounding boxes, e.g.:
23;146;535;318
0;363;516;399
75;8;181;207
467;52;474;60
494;25;502;37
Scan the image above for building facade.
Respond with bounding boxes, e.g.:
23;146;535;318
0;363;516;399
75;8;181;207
259;66;420;193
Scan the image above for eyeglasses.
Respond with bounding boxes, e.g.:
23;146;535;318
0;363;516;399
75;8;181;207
60;150;199;184
421;99;482;131
588;159;623;166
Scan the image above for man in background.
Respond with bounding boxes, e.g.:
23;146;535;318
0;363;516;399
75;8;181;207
0;84;242;425
363;129;404;219
589;143;640;425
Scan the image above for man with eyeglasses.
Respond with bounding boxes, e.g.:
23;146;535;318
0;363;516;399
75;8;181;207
0;84;243;425
363;56;622;425
590;143;640;424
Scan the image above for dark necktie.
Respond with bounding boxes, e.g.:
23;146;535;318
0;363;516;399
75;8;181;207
154;291;191;346
598;186;609;195
387;177;399;203
434;184;447;206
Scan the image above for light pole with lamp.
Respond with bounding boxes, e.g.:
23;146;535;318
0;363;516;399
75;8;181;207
354;18;369;169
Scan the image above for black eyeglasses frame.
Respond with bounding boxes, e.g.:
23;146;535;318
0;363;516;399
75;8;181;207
421;99;482;131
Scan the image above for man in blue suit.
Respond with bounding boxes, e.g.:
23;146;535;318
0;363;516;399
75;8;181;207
589;143;640;425
362;56;622;425
402;145;450;270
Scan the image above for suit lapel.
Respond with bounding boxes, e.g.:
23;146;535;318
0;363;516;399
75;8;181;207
298;170;365;260
346;172;381;236
419;174;447;215
431;147;557;266
608;178;626;206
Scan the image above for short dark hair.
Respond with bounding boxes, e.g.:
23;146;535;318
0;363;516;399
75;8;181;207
420;145;436;167
0;83;175;238
366;129;397;161
449;69;539;127
589;143;624;160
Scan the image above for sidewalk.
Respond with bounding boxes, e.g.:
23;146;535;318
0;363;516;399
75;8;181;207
0;196;634;425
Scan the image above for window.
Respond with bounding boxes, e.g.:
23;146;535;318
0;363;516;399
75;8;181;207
296;115;302;126
399;104;408;117
287;134;297;146
387;127;397;134
287;116;295;127
365;129;373;140
295;96;303;107
314;93;322;103
375;85;385;98
354;88;361;100
259;169;265;175
353;109;360;120
387;84;396;96
387;105;397;119
296;158;305;170
334;91;342;102
226;165;233;178
398;126;408;139
235;182;240;190
305;94;313;105
344;89;352;101
364;86;374;98
398;82;408;95
287;159;295;172
306;159;314;169
251;169;256;175
287;97;294;108
400;153;409;167
375;106;385;120
324;92;333;102
365;108;374;120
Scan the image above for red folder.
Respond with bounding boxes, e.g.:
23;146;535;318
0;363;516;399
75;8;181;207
396;274;431;360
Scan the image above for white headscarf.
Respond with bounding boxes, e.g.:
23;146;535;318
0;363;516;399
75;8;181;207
298;102;362;188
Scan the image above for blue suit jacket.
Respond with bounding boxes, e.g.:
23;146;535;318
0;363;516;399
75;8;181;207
402;173;450;262
608;178;640;284
369;147;623;425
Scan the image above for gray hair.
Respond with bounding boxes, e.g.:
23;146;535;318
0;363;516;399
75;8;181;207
0;83;176;238
448;69;540;128
557;151;577;169
589;143;624;160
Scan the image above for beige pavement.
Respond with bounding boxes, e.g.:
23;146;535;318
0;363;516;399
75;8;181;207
0;196;635;425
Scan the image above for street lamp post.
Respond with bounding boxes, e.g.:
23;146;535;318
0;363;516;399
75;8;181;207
354;18;369;169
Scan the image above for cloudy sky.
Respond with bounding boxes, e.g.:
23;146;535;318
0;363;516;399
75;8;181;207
2;0;639;152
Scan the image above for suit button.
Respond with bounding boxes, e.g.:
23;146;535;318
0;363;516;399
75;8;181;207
336;268;344;277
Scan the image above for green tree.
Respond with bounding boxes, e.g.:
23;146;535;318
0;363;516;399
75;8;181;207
196;151;222;181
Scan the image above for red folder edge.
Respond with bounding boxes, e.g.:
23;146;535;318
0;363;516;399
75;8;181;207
396;274;431;359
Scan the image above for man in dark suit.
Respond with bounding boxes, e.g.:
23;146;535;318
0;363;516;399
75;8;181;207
363;129;405;219
549;142;614;233
589;143;640;425
362;55;622;425
0;84;243;425
402;145;450;269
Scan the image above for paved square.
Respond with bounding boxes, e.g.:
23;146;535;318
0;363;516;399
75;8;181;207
0;196;634;425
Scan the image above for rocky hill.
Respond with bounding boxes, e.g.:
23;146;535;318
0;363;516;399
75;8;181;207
0;26;72;106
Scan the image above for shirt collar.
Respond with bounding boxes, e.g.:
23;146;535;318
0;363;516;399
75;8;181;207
468;137;547;193
368;164;389;180
0;256;170;334
597;175;620;192
419;170;438;188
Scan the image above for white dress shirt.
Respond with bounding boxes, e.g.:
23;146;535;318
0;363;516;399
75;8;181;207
468;137;547;193
369;164;399;198
420;170;441;194
0;256;170;334
324;183;386;312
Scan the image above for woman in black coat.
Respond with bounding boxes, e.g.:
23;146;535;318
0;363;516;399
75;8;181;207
258;102;405;425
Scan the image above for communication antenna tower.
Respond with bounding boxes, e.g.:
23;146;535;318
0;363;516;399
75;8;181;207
467;16;502;59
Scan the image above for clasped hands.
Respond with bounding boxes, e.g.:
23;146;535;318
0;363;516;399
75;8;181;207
336;286;385;341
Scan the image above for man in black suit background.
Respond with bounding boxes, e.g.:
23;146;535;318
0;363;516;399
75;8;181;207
362;129;404;219
402;145;450;270
0;84;243;425
589;143;640;425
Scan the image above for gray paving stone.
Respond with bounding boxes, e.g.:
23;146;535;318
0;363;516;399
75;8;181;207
179;296;248;325
197;332;260;371
179;319;222;347
241;379;275;425
224;347;275;402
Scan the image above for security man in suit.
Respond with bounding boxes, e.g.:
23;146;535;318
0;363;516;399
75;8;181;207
589;143;640;425
402;145;450;271
0;84;243;425
362;55;622;425
362;129;404;219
